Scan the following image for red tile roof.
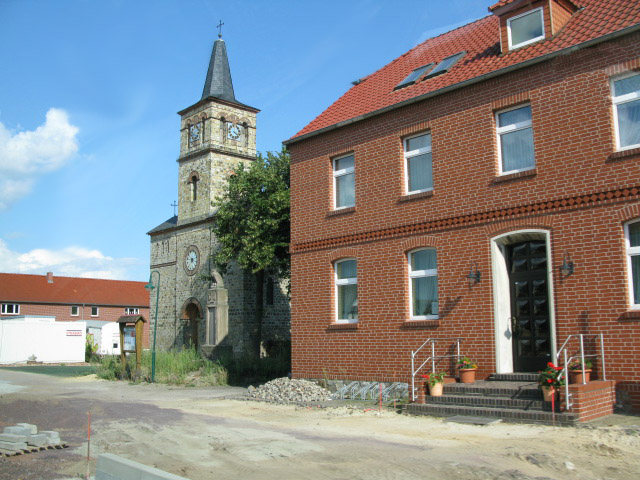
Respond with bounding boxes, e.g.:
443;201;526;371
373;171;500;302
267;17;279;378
0;273;149;307
288;0;640;142
488;0;526;11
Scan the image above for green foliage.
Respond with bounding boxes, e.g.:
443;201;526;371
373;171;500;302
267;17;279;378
456;356;478;370
568;358;593;370
96;348;228;386
211;148;290;279
538;362;566;387
85;333;99;363
421;372;446;386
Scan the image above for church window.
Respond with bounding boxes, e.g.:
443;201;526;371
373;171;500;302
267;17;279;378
266;277;274;306
188;172;200;202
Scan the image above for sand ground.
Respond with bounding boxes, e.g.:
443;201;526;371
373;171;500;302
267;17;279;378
1;369;639;480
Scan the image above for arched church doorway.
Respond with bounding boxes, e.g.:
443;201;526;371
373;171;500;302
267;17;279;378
181;298;203;350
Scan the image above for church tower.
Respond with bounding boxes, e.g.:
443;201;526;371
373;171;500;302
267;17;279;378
148;31;290;358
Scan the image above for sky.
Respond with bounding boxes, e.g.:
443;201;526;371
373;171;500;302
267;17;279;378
0;0;490;282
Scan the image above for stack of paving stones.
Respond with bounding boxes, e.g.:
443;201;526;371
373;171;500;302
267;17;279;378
0;423;64;456
247;377;333;405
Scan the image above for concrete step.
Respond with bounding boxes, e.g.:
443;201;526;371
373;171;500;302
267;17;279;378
443;380;541;399
405;403;576;426
489;373;539;382
427;394;548;411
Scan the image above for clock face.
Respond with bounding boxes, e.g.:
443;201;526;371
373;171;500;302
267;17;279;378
226;122;243;141
189;123;201;143
184;246;200;275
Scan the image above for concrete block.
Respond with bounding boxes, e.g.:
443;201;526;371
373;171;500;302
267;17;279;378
39;431;61;444
0;433;28;443
16;423;37;434
96;453;191;480
27;434;48;446
3;426;31;436
0;440;27;451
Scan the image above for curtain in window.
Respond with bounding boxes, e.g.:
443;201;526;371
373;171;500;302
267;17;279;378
412;276;438;316
408;153;433;191
618;99;640;148
338;284;358;319
501;128;534;172
336;173;355;207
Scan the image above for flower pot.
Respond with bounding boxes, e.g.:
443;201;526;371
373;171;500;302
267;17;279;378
459;368;477;384
569;369;591;384
541;385;557;402
429;382;444;396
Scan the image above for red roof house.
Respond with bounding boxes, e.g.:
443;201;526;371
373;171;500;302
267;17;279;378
285;0;640;422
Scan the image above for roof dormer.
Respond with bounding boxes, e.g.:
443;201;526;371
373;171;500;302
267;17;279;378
489;0;578;53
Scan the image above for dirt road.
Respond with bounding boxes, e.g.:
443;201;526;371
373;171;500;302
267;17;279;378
1;369;639;480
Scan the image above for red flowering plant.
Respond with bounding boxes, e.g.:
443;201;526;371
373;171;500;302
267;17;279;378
421;372;446;387
538;362;565;388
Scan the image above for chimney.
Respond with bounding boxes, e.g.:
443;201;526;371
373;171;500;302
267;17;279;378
47;272;54;284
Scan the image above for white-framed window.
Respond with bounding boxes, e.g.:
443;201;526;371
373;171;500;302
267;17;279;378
507;7;545;50
70;306;79;316
496;104;535;174
612;72;640;151
1;304;19;315
125;307;139;315
625;219;640;309
335;259;358;323
333;154;355;209
408;249;438;320
91;306;99;317
404;132;433;194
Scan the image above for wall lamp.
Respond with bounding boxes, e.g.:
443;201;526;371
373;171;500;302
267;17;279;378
560;253;574;276
467;262;481;285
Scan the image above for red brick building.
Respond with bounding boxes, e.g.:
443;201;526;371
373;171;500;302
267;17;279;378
285;0;640;418
0;272;150;347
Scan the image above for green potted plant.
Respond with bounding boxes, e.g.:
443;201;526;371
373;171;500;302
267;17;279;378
568;358;593;384
422;372;447;396
538;362;565;402
457;356;478;383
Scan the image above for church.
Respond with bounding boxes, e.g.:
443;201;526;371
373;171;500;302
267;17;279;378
147;31;289;358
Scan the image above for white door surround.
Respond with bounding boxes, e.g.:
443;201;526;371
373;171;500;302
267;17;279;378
490;229;557;373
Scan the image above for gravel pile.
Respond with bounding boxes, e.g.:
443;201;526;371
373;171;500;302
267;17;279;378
247;377;332;404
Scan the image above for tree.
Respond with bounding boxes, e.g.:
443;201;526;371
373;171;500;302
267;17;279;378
211;148;290;358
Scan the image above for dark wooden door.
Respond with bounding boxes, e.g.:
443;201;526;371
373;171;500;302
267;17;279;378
507;240;551;372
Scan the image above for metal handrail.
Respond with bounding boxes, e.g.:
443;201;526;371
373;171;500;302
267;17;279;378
410;337;462;401
555;333;605;411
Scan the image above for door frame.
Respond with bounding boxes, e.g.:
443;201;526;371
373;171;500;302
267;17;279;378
490;229;557;373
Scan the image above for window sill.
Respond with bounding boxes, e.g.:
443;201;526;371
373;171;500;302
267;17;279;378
619;310;640;321
327;206;356;217
493;168;537;184
327;322;358;331
401;319;440;328
607;147;640;162
399;190;434;203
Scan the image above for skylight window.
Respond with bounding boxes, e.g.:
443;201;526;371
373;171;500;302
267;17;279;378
395;63;434;90
424;52;466;79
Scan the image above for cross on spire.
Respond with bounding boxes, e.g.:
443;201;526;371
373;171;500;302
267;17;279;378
171;201;178;216
217;20;224;38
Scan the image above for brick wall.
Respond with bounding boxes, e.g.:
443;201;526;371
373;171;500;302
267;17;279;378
560;380;617;422
288;32;640;411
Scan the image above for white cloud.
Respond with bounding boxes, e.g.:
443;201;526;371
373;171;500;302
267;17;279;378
0;238;141;280
0;108;79;209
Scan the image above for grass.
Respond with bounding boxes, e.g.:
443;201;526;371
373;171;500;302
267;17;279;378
0;365;97;377
95;346;291;386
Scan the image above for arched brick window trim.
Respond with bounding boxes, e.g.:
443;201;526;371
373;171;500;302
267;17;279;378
400;235;438;253
327;247;359;263
483;217;553;237
180;297;203;319
617;202;640;222
187;171;200;183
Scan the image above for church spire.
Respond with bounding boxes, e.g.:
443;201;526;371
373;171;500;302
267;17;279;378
201;29;236;102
